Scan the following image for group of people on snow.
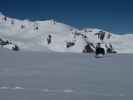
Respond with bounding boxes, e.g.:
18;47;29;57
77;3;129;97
95;31;105;41
0;15;40;31
95;31;111;41
0;15;117;56
0;38;19;51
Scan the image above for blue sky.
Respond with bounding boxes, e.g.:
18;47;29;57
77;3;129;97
0;0;133;34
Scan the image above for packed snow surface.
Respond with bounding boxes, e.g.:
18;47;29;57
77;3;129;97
0;49;132;100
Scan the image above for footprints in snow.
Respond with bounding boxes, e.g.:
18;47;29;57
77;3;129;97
0;86;24;90
0;86;125;96
0;86;73;93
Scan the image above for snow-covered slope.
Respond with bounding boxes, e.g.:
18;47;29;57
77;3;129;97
0;49;133;99
0;12;133;53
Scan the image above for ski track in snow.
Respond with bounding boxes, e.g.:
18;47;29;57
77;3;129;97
0;86;125;97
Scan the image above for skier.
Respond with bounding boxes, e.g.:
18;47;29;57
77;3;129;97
95;32;100;39
107;33;111;39
66;42;75;48
100;31;105;41
33;23;39;31
105;43;117;54
95;43;105;58
35;26;39;30
21;24;25;29
83;43;94;53
47;35;52;45
3;16;7;22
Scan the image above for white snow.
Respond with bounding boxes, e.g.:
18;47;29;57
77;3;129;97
0;12;133;53
11;87;25;90
63;89;73;93
0;86;9;89
0;49;132;100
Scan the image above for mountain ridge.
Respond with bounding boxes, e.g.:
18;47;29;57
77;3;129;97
0;12;133;53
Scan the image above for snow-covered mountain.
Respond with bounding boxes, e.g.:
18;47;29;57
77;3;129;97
0;12;133;53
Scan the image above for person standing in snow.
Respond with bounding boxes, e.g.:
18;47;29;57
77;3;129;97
95;31;106;41
21;24;25;29
107;33;111;39
100;31;105;41
3;16;7;22
35;26;39;30
33;23;39;31
105;43;117;54
95;32;100;39
95;43;105;56
47;35;52;45
1;16;7;23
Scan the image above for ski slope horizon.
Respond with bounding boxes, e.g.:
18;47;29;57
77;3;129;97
0;12;133;53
